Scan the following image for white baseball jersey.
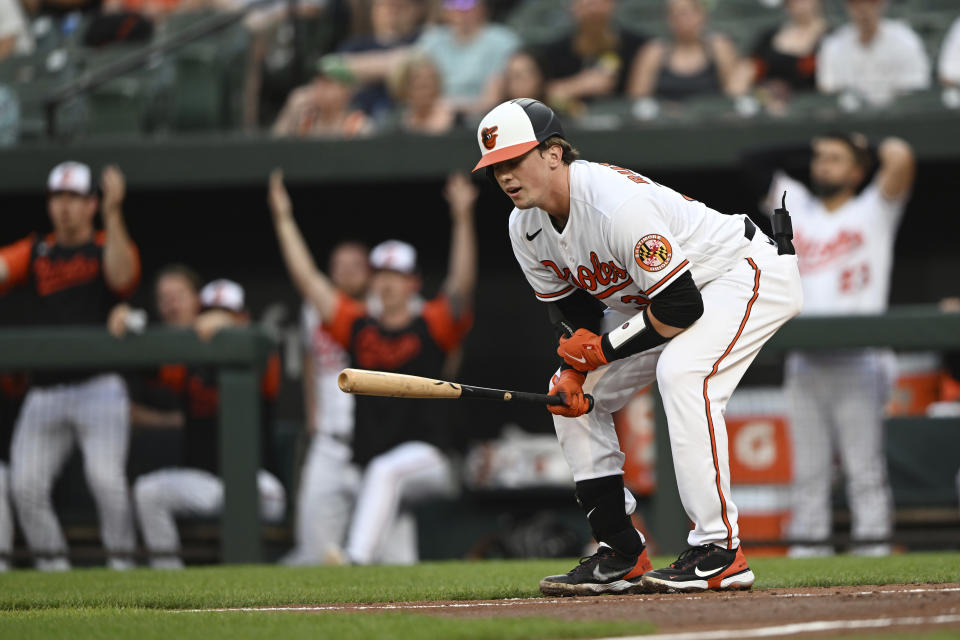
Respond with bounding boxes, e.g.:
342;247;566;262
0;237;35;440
302;303;354;440
765;172;907;316
510;160;758;310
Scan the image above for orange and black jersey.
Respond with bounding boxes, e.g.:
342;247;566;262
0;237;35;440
0;232;141;386
0;232;140;325
146;353;282;475
326;292;472;466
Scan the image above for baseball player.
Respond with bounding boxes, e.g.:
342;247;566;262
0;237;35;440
747;133;915;557
267;170;476;565
120;278;286;569
0;161;140;570
282;241;370;566
472;98;802;595
0;375;26;572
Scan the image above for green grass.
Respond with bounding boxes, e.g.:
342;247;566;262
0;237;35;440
0;609;652;640
0;552;956;639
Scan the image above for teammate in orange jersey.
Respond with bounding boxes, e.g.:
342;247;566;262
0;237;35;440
267;171;477;565
0;161;140;570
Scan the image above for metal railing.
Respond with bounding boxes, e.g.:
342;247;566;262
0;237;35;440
0;326;271;563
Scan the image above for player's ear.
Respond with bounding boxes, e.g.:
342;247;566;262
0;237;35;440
547;144;563;168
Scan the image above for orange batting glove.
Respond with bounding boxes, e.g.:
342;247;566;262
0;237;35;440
557;328;608;372
548;369;590;418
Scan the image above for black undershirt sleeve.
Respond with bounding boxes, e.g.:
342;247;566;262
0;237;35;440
546;289;606;372
546;288;605;340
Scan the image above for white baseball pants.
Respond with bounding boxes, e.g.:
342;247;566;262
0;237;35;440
133;466;286;568
287;439;454;565
0;461;12;571
283;434;356;566
553;237;802;550
785;350;895;546
10;374;135;567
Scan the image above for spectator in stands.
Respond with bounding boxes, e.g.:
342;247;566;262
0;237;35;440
739;0;827;112
743;133;915;557
272;66;372;138
267;169;477;565
116;278;285;569
627;0;743;101
415;0;519;117
817;0;930;107
322;0;517;119
281;240;369;566
938;16;960;87
339;0;427;120
388;52;454;134
0;0;34;60
0;162;140;571
503;49;548;103
535;0;647;110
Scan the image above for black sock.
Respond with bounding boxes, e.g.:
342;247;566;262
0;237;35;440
575;475;642;556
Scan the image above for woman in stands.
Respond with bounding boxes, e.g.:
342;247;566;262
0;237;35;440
389;52;454;135
739;0;828;113
627;0;741;101
502;49;548;104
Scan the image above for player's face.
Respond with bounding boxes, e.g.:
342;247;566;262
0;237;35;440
156;274;201;327
370;269;418;312
491;147;554;209
47;192;97;238
811;139;863;196
329;245;370;299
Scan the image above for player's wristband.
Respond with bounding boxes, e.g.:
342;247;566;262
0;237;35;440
600;308;669;360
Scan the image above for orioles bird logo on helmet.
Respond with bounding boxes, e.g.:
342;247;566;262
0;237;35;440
481;126;499;150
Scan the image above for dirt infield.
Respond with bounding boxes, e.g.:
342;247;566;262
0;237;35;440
202;584;960;638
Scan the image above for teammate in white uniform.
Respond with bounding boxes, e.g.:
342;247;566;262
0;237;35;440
473;98;802;595
281;241;370;566
756;133;915;557
0;162;140;571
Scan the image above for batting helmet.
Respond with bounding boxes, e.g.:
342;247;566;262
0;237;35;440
472;98;565;172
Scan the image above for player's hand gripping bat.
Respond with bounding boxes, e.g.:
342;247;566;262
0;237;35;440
338;368;594;414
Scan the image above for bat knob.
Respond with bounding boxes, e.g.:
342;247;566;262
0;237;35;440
585;393;595;414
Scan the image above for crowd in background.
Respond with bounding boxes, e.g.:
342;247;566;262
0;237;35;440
2;0;960;140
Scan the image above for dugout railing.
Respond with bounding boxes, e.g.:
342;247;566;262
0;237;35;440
0;326;270;563
649;305;960;554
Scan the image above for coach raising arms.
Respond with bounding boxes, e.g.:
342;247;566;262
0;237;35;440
0;162;140;570
267;171;477;565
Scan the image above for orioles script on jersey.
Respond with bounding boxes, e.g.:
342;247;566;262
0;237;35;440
33;253;101;296
541;252;632;295
792;229;865;273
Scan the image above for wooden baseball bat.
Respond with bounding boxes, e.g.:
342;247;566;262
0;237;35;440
337;368;594;413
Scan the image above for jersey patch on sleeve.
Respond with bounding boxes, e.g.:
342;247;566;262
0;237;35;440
634;234;673;272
